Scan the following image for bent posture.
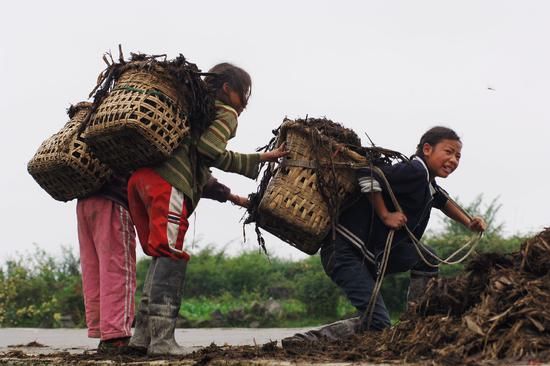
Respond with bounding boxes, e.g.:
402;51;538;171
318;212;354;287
282;126;486;347
127;63;287;356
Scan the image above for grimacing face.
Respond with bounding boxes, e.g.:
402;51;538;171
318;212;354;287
423;139;462;179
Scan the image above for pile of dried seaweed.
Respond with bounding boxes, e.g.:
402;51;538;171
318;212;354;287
206;227;549;365
256;228;550;365
361;227;550;364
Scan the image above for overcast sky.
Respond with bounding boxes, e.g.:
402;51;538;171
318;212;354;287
1;0;549;263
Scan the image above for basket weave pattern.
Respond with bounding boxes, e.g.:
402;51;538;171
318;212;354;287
83;68;189;172
258;121;366;254
28;103;112;201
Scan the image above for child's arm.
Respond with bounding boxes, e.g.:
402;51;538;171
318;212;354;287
441;201;487;232
227;193;249;208
367;192;407;230
259;142;288;162
358;166;409;230
202;176;249;207
196;106;287;177
196;106;260;178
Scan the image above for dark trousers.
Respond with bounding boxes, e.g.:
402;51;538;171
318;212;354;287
320;232;438;330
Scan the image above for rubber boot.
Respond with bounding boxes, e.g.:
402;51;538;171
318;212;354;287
127;258;155;354
406;274;436;312
281;317;360;349
147;257;188;356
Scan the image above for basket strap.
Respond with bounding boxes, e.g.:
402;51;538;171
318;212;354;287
281;158;369;170
280;159;318;169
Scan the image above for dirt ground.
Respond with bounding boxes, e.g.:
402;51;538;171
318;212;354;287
0;328;406;366
0;328;546;366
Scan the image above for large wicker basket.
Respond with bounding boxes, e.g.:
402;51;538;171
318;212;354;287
28;102;112;201
82;64;189;172
257;120;367;254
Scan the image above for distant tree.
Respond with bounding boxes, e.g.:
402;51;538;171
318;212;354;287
439;194;503;238
0;246;84;327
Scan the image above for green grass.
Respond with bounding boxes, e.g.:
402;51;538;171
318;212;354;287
178;292;369;328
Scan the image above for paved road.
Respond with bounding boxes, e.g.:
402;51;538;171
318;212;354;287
0;327;312;354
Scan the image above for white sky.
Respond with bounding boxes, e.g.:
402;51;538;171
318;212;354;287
1;0;549;263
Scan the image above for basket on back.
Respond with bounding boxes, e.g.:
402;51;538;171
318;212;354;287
256;119;367;255
82;61;194;172
28;102;112;201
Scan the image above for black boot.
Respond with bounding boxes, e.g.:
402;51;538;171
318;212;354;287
128;258;155;354
147;257;188;356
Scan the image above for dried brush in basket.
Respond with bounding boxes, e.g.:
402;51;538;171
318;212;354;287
82;50;215;172
246;118;408;255
245;118;365;254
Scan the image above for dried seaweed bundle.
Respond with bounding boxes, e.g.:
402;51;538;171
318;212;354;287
82;51;215;172
292;117;362;147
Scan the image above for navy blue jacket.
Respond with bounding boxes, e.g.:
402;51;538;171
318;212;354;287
334;157;448;263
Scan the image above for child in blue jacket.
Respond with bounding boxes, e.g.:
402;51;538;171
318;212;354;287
282;126;486;347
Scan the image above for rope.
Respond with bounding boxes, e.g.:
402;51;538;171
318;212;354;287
372;165;482;268
280;159;482;267
360;228;395;330
359;165;481;330
405;226;482;267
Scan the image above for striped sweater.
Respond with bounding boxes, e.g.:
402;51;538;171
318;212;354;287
155;100;261;211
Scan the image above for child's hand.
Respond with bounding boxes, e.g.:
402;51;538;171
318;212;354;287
381;212;408;230
468;216;486;233
260;143;289;162
229;193;249;208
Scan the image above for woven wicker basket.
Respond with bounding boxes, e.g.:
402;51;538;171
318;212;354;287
257;120;367;254
82;65;189;172
28;102;112;201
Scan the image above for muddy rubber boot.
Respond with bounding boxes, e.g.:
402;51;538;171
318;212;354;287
281;317;360;349
147;257;188;356
406;274;436;312
128;258;156;354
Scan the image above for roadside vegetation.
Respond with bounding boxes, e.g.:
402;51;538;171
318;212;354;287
0;196;528;328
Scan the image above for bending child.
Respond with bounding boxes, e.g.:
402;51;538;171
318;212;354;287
282;126;486;347
127;63;287;356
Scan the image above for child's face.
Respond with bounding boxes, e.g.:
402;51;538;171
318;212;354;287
423;139;462;179
222;83;247;116
227;89;244;115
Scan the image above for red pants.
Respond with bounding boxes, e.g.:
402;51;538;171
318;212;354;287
77;196;136;340
128;168;190;260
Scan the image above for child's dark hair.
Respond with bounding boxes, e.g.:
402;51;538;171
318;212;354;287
415;126;461;156
204;63;252;109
